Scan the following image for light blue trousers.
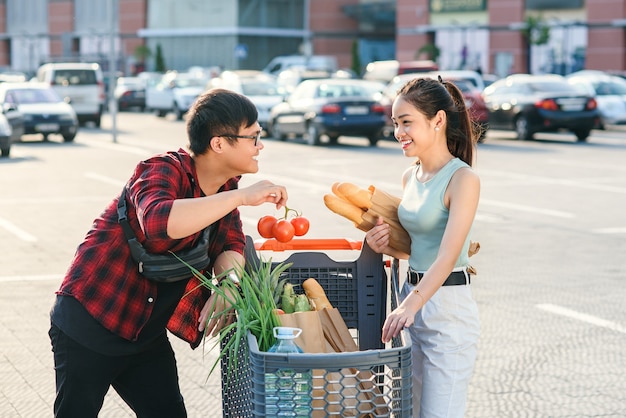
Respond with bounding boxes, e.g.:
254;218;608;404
401;280;480;418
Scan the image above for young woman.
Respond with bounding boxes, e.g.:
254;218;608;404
365;77;480;417
49;89;288;417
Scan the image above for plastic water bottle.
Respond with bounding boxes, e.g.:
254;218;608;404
265;327;312;417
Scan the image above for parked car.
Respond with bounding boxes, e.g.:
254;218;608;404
482;74;599;142
262;55;338;75
566;70;626;129
145;72;207;120
362;59;438;83
35;62;105;127
114;76;147;111
208;70;285;130
0;82;78;142
268;78;387;146
0;102;24;157
381;73;489;142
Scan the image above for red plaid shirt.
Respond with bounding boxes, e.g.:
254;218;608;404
56;149;245;348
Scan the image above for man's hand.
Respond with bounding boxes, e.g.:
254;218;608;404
198;285;240;337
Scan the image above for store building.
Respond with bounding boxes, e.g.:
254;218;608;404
396;0;626;77
0;0;625;78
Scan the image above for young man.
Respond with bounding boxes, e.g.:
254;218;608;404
49;89;288;417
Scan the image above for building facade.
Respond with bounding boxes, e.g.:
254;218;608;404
396;0;626;77
0;0;624;77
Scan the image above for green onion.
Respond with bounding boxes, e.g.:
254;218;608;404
173;252;292;386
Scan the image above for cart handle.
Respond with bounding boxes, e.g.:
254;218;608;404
254;238;363;252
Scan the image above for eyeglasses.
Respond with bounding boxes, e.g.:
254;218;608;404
218;131;262;146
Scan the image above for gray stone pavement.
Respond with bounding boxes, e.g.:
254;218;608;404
2;253;626;417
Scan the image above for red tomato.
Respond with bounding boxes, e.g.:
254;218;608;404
291;216;310;236
272;220;295;243
257;215;277;239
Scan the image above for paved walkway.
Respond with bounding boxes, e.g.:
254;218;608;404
0;278;223;418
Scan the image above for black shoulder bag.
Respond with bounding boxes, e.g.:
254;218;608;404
117;187;211;282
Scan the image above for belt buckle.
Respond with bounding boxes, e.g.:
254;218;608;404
408;270;420;285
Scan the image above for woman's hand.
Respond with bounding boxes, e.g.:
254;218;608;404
198;286;240;337
381;304;416;343
365;216;391;253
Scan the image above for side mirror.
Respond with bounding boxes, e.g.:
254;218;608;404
2;102;18;113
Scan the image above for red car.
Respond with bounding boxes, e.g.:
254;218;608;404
381;73;489;142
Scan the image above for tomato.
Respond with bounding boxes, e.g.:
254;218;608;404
257;215;277;239
291;216;310;236
273;308;285;315
272;219;295;243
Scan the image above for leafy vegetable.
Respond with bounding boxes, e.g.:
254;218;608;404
173;253;292;386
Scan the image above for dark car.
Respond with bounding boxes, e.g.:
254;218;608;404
268;78;387;146
483;74;599;142
114;76;147;111
382;73;490;142
0;82;78;143
0;102;24;157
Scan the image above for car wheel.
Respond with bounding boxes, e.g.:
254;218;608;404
574;129;590;142
367;134;379;147
94;113;102;128
1;146;9;157
515;116;533;141
156;110;167;118
272;120;287;141
63;133;76;142
306;124;321;146
328;135;339;145
42;134;49;142
173;103;184;121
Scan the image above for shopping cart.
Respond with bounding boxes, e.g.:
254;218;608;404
221;236;412;417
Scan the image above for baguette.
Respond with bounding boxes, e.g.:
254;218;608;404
336;182;373;210
323;194;365;226
331;182;345;199
302;278;332;311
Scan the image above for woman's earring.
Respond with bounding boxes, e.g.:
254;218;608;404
434;126;440;131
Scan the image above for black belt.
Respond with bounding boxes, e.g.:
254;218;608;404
408;269;469;286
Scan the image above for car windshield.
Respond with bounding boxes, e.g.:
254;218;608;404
592;80;626;95
174;77;205;88
240;80;282;96
527;80;574;94
315;83;378;98
11;88;62;104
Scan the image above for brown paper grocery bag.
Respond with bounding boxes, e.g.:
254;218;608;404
278;310;326;353
279;309;388;417
318;308;390;416
358;187;411;255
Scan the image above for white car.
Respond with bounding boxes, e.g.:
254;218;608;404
146;72;207;120
35;62;105;127
567;70;626;129
208;70;285;130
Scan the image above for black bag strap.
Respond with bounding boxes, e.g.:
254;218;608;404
117;186;136;242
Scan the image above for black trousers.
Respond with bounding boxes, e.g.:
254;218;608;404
49;324;187;418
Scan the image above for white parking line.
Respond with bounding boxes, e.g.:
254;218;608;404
0;216;37;242
536;303;626;334
592;227;626;234
0;274;63;283
85;172;125;187
480;199;575;219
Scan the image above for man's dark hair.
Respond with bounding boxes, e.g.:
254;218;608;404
186;88;258;155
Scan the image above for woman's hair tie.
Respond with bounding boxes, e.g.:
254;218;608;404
438;75;444;84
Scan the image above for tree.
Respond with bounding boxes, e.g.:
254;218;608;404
522;15;550;74
351;39;361;76
155;44;166;73
133;45;151;74
416;43;440;62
